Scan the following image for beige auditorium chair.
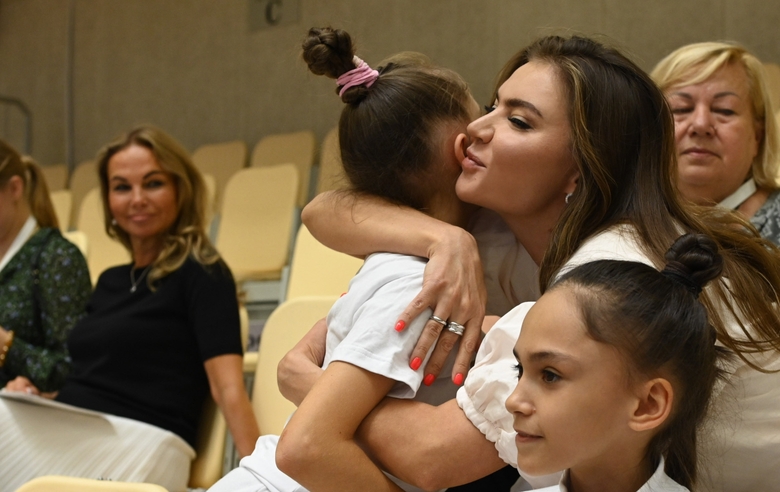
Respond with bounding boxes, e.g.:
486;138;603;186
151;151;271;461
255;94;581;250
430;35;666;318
77;187;129;284
40;163;68;192
250;131;316;208
49;189;72;231
68;160;100;230
202;172;217;230
191;140;247;213
253;296;338;435
188;303;251;488
188;397;228;489
286;225;363;300
14;475;167;492
216;165;299;302
316;126;346;194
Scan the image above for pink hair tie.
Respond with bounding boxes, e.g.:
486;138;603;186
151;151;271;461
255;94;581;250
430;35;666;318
337;56;379;97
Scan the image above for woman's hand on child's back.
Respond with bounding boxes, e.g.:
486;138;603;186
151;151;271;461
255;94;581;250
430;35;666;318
396;227;486;386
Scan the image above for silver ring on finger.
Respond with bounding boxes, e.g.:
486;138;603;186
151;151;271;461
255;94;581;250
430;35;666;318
447;321;465;336
429;315;448;327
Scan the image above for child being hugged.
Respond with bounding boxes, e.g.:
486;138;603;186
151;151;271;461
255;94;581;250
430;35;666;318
506;233;727;492
210;26;480;492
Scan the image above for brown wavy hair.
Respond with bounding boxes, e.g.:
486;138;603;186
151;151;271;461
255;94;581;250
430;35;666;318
0;138;58;229
96;126;219;288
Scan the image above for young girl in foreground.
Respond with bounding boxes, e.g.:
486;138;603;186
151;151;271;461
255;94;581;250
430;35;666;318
210;27;481;492
507;233;726;492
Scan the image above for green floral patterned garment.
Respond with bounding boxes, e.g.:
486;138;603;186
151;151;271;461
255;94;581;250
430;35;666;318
0;228;91;391
752;190;780;246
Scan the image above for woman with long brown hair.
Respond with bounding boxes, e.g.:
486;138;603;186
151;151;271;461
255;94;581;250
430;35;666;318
288;35;780;491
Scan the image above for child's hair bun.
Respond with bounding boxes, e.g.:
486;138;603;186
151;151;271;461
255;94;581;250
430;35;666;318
662;233;723;297
302;27;367;104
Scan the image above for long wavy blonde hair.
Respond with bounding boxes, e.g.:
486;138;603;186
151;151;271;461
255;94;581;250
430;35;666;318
96;126;219;288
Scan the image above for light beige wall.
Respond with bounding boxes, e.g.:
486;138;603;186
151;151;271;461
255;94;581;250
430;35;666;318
1;0;779;166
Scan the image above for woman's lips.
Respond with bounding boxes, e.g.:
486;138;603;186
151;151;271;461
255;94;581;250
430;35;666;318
461;149;486;171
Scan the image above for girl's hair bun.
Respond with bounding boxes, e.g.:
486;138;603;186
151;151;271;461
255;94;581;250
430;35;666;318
662;233;723;297
303;27;372;104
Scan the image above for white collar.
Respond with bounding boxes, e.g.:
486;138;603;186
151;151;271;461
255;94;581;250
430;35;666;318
0;215;38;274
718;178;757;210
555;458;688;492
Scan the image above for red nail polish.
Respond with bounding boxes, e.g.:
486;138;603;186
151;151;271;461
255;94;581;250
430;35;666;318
395;320;406;332
453;373;464;386
423;374;435;386
410;357;422;370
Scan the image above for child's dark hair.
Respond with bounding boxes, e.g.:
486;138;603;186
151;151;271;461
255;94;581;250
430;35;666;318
302;27;473;210
554;233;727;489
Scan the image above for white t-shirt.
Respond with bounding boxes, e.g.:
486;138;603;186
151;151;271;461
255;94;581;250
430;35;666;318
323;252;458;405
457;224;780;492
535;459;688;492
470;208;540;314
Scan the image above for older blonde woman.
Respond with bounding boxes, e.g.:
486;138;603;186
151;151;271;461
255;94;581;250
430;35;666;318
652;42;780;244
0;126;258;492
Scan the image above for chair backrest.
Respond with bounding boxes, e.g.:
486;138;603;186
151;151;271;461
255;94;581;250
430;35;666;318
15;475;167;492
188;397;227;489
316;126;346;194
76;187;129;284
250;131;316;208
41;163;68;192
216;165;299;282
286;225;363;299
188;302;249;489
202;172;217;229
253;296;338;435
68;159;99;229
764;62;780;113
191;140;247;213
62;230;89;259
49;189;72;231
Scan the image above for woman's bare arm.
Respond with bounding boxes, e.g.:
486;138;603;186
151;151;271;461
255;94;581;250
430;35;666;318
357;398;507;490
277;326;506;490
204;354;260;457
302;191;487;382
276;362;403;492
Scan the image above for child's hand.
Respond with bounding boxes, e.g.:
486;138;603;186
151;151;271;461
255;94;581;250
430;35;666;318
278;318;328;406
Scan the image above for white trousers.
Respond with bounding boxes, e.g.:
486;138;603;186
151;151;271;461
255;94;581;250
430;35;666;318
0;393;195;492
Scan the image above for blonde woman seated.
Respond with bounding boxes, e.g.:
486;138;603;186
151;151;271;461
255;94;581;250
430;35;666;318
652;42;780;244
0;126;259;492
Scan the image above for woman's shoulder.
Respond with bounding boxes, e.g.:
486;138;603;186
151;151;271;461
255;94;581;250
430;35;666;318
561;224;653;277
36;228;81;254
177;256;236;289
751;189;780;244
31;228;88;269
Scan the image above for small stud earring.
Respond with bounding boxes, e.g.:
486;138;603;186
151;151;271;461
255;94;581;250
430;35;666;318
111;218;117;226
565;193;573;204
